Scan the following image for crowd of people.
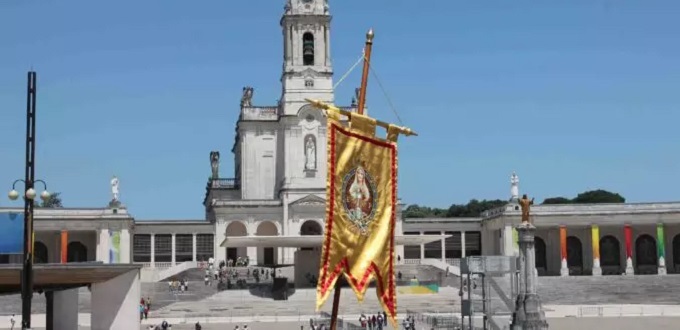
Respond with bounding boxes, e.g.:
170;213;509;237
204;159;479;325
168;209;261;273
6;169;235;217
139;297;152;320
358;312;388;329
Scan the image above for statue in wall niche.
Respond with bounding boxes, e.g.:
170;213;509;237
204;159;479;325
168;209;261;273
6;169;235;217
304;135;317;170
510;172;519;200
240;86;254;107
519;194;535;224
210;151;220;179
354;87;361;104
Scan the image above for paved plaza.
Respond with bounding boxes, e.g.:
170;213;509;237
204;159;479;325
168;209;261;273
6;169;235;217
1;274;680;328
15;316;680;330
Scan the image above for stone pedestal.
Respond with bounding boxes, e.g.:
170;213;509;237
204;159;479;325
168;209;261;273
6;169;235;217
625;257;635;275
658;257;667;275
511;223;549;330
592;259;602;276
559;259;569;277
91;269;140;330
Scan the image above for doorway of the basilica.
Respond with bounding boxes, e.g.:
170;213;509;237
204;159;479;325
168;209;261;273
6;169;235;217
264;247;275;265
227;248;238;264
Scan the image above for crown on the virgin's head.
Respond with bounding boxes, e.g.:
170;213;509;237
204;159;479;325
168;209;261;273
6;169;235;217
353;158;366;169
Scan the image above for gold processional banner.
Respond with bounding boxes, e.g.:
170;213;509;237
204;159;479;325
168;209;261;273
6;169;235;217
316;108;401;325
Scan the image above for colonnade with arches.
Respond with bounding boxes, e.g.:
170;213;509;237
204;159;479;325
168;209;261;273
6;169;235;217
223;219;323;266
0;231;96;265
532;223;680;276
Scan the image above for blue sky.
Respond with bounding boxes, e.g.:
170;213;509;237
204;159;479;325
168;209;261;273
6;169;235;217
1;0;679;219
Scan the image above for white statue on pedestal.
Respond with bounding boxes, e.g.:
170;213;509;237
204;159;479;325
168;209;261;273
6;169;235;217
111;176;120;202
510;172;519;200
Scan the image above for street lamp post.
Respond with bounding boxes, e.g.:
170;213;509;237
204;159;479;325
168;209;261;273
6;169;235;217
5;71;51;330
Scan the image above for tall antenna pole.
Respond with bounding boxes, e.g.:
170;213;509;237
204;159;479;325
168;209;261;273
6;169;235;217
357;28;374;115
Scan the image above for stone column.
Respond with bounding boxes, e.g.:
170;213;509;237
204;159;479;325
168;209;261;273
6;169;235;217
120;228;131;263
559;226;569;276
325;26;331;66
60;230;68;263
97;229;110;264
192;233;197;262
503;225;514;256
624;225;634;275
591;225;602;276
419;231;425;261
150;233;156;268
47;288;79;330
440;231;446;263
247;233;258;266
215;220;227;264
461;231;467;258
656;223;667;275
511;223;549;330
171;233;176;266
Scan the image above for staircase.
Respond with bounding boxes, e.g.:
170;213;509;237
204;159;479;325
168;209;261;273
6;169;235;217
537;274;680;305
140;261;198;282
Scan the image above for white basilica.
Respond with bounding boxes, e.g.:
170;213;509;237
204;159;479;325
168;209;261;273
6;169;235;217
3;0;680;284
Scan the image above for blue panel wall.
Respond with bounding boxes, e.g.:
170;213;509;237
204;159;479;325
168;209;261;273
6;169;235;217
0;212;24;254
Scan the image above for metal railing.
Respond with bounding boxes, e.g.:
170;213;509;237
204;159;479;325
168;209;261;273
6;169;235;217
403;259;421;265
210;178;240;189
134;262;176;270
577;305;680;317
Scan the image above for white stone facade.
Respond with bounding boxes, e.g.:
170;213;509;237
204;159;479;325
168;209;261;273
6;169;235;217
206;0;363;265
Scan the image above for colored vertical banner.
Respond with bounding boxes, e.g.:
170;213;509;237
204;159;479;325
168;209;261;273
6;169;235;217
109;230;121;264
591;225;600;260
60;230;68;263
624;225;633;259
656;223;665;259
559;226;567;261
0;212;24;254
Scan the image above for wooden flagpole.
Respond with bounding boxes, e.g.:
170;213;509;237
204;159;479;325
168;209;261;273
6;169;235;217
328;28;375;330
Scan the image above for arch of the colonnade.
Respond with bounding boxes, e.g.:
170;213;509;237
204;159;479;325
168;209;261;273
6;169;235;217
635;234;658;274
534;237;547;275
67;241;88;262
225;221;248;264
673;234;680;273
34;241;49;264
599;235;621;275
255;221;280;265
300;220;323;235
566;236;584;275
299;220;323;252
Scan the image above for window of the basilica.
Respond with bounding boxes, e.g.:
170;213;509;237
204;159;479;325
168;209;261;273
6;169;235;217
303;32;315;66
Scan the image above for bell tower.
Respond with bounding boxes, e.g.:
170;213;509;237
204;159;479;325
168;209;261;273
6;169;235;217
280;0;334;116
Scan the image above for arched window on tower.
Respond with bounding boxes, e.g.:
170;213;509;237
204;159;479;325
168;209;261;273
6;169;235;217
303;32;315;66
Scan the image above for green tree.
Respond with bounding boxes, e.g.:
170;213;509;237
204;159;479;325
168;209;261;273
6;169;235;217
446;199;507;217
39;192;63;208
403;199;507;218
541;189;625;205
541;197;572;205
402;204;447;218
572;189;625;203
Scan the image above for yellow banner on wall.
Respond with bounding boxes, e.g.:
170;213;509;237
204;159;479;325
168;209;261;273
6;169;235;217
316;109;398;325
